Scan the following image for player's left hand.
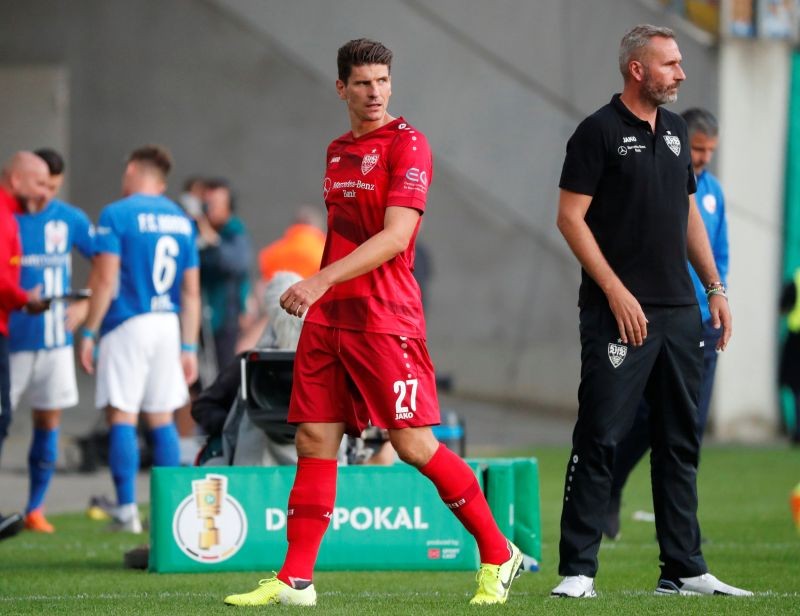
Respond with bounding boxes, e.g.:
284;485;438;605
709;293;732;351
65;299;89;332
280;275;330;318
79;337;96;375
181;351;198;385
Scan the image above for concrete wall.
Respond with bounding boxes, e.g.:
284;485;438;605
0;0;719;410
713;38;792;440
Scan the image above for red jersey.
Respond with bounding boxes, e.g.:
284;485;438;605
0;186;27;335
305;117;432;337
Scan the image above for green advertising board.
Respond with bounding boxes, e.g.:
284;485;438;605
150;458;540;573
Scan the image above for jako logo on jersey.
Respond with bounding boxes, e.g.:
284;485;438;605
664;133;681;156
405;168;428;186
361;151;380;175
607;342;627;368
266;506;430;531
329;156;341;164
172;474;248;564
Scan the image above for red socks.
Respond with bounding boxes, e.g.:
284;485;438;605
420;444;509;565
278;457;337;585
277;447;507;583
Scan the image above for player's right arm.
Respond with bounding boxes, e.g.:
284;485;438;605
556;188;647;346
280;205;420;318
79;252;119;374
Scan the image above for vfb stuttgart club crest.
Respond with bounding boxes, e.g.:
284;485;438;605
172;473;247;563
663;134;681;156
607;342;628;368
361;150;379;175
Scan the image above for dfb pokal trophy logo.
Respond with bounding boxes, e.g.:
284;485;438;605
172;473;248;563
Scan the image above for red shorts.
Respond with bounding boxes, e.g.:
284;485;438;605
288;322;440;435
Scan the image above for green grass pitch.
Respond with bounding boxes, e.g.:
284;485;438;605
1;445;798;614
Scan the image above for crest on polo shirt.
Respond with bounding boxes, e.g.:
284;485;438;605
361;150;379;175
663;133;681;156
607;341;627;368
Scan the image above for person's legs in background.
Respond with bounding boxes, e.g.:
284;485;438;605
24;409;61;532
0;333;23;541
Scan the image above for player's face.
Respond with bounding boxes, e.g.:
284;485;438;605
640;36;685;106
337;64;392;126
689;131;718;175
43;174;64;203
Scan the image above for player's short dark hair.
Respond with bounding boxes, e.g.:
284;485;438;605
128;145;173;178
681;107;719;138
34;148;65;176
337;38;393;83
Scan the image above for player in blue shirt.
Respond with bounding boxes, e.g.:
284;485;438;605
9;149;93;533
604;108;729;540
79;145;200;533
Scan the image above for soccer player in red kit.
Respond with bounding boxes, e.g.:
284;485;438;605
224;38;522;608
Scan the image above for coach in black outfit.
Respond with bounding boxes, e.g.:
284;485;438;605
550;24;751;599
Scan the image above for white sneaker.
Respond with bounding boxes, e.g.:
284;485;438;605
107;504;143;534
655;572;753;596
550;575;597;598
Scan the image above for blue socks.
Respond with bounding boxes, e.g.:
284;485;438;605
109;424;139;506
27;428;59;513
109;423;179;508
149;423;180;467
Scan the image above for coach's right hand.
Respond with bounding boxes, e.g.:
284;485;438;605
606;281;648;347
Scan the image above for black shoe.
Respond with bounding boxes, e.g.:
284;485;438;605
123;545;150;569
603;494;621;540
0;513;24;541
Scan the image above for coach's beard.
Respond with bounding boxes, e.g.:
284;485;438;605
643;81;679;106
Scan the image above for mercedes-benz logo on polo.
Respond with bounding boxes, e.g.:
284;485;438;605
618;146;627;156
172;473;247;563
323;177;332;199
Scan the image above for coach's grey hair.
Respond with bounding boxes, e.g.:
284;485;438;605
681;107;719;138
619;24;676;77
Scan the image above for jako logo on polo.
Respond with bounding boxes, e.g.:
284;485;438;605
607;342;627;368
663;134;681;156
265;506;430;531
172;473;248;563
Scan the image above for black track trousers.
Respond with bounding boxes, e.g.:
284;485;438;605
558;304;708;580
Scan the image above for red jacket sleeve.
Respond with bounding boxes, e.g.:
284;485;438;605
0;216;27;312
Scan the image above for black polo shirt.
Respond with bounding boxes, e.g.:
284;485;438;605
559;94;697;308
